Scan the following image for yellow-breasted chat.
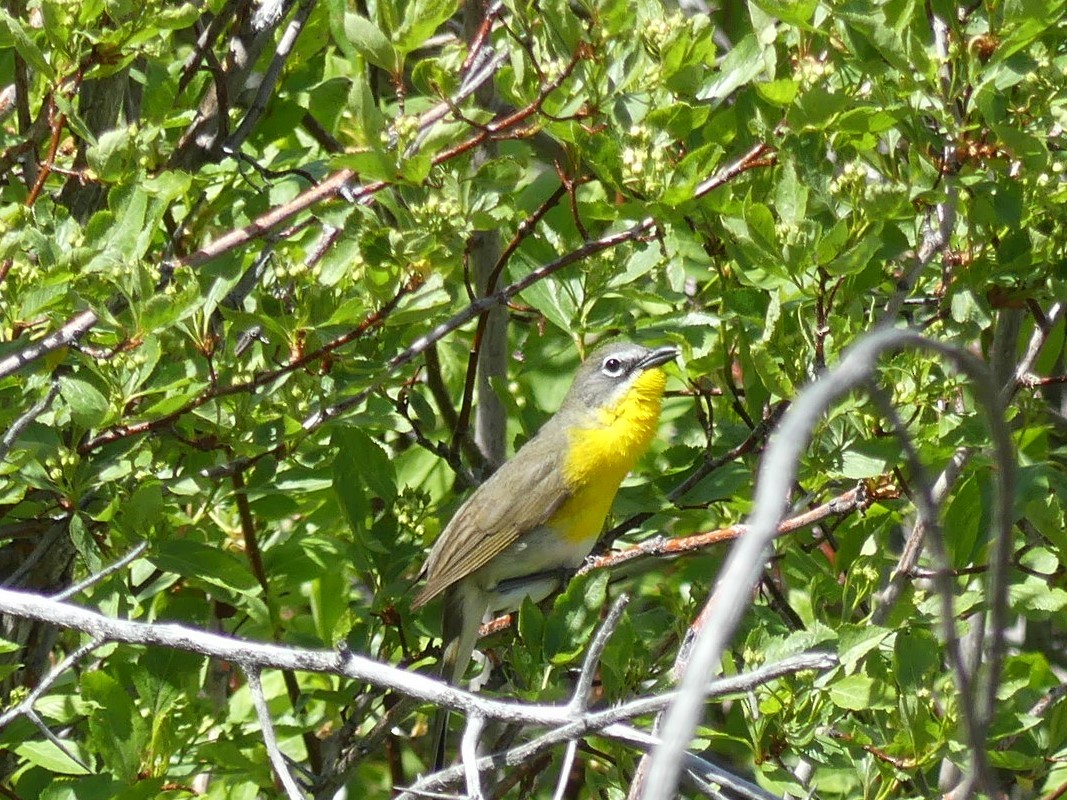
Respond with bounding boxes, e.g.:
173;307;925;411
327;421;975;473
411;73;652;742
412;341;677;763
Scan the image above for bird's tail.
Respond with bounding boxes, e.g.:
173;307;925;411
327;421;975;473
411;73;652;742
429;586;480;770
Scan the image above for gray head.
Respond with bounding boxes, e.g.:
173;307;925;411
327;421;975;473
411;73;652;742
559;342;678;414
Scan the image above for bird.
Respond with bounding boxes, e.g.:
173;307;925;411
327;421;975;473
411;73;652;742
411;341;678;766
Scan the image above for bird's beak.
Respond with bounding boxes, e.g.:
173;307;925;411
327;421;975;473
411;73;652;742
637;345;679;370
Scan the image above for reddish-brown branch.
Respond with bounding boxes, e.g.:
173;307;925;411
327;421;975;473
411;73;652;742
583;482;870;575
475;481;873;640
79;275;422;453
461;0;505;72
24;106;67;207
178;170;367;268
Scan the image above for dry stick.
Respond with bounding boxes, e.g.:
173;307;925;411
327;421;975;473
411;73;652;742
586;483;866;579
24;708;91;772
865;383;991;794
0;379;60;462
226;0;316;151
624;485;867;798
1005;301;1064;404
0;633;104;775
54;541;148;601
0;636;104;729
0;309;98;380
641;328;1014;800
870;447;972;625
245;666;306;800
0;583;831;779
397;650;828;800
552;595;631;800
461;714;487;800
865;304;1063;781
179;169;362;268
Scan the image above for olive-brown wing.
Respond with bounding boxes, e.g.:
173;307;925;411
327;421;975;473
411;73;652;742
411;431;570;608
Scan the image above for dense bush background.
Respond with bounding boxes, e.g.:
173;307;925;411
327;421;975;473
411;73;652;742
0;0;1065;797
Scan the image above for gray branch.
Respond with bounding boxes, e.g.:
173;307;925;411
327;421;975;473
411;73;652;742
642;328;1014;800
0;310;98;380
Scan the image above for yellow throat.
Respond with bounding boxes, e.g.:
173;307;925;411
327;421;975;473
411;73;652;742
554;367;668;544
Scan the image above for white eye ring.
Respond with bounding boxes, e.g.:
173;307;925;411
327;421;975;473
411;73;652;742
602;356;626;377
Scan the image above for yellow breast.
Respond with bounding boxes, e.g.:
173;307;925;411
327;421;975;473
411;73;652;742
553;368;668;544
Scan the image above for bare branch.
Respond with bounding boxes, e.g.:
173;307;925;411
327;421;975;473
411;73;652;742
1005;301;1065;403
871;447;972;623
0;379;60;463
554;594;630;800
584;482;868;579
226;0;316;151
643;328;1014;800
54;541;148;601
461;714;486;800
0;636;104;728
245;666;307;800
865;383;988;788
0;585;833;752
24;708;91;773
0;310;98;380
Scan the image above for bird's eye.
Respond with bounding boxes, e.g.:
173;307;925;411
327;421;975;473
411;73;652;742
602;357;626;377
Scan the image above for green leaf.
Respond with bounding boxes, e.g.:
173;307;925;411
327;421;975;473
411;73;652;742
752;0;819;26
152;540;260;595
394;0;459;54
545;571;609;665
331;428;394;564
943;473;983;567
120;481;164;536
837;624;890;670
81;671;148;781
827;673;894;710
86;127;135;182
344;13;399;71
14;740;91;775
893;628;940;687
60;375;110;429
0;10;55;79
697;34;768;102
69;513;103;573
774;158;808;227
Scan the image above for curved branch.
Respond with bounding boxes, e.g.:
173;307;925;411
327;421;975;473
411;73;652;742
644;327;1014;800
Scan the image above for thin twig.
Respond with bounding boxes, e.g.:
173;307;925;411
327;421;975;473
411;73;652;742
226;0;316;151
553;595;631;800
0;636;104;728
1005;301;1064;403
461;715;486;800
0;379;60;463
871;447;972;623
585;482;867;577
24;708;91;773
0;310;98;380
245;666;307;800
0;585;835;747
643;328;1014;800
54;542;148;601
866;383;987;788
